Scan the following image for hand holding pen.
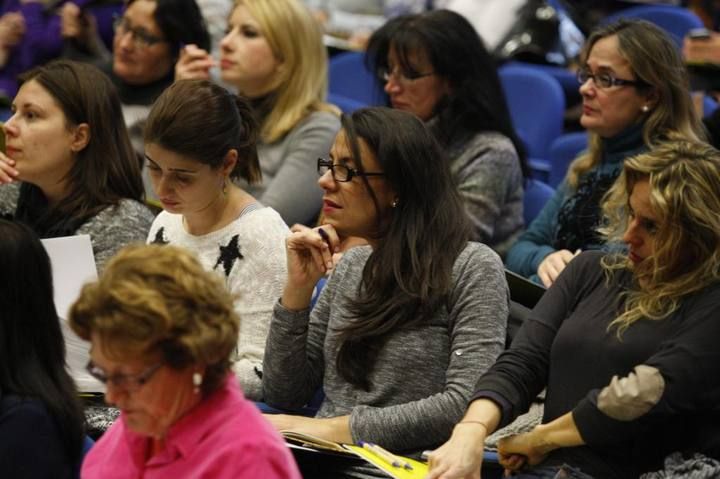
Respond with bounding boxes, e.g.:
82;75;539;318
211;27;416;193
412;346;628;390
281;224;339;311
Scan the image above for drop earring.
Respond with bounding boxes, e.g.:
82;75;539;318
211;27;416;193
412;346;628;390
192;372;203;394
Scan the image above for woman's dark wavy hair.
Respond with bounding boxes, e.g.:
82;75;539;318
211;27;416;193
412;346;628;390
128;0;210;59
16;60;144;236
0;220;84;468
335;107;472;390
144;79;261;183
367;9;528;177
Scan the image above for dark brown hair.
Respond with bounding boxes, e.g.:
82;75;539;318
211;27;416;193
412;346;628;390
335;107;472;390
16;60;144;236
144;79;261;183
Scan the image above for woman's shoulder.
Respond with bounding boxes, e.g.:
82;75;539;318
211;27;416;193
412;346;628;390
0;182;21;214
289;109;341;136
449;130;519;167
91;199;155;227
0;394;56;433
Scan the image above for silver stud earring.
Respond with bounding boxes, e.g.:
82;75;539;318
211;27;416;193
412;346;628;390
391;199;399;208
192;372;203;394
641;105;649;113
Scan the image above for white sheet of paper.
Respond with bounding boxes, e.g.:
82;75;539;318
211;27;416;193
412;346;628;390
41;235;104;392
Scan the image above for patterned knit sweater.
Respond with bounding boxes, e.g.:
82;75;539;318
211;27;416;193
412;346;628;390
147;206;288;400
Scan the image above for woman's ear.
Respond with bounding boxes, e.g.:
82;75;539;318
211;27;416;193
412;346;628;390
644;88;660;111
221;149;239;176
71;123;90;153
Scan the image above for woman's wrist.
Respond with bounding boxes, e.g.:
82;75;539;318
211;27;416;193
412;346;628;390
530;424;558;455
280;284;316;311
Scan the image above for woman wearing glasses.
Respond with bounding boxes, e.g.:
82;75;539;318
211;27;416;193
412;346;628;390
69;244;300;479
61;0;209;153
366;10;527;258
175;0;340;227
143;79;289;401
0;219;85;478
427;140;720;479
505;19;704;287
261;107;508;478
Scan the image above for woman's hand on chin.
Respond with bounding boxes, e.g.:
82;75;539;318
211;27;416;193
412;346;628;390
0;151;19;184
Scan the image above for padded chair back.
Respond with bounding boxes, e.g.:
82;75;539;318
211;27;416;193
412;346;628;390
499;64;565;162
328;52;386;106
523;178;555;226
602;5;703;48
328;93;367;114
75;435;95;478
547;132;588;188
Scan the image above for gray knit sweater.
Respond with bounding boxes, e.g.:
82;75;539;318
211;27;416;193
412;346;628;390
0;182;154;273
446;131;524;259
240;110;341;227
263;242;508;476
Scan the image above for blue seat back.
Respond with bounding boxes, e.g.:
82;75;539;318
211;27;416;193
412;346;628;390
328;52;386;106
328;93;367;114
499;64;565;161
524;179;555;226
547;132;588;188
602;5;703;48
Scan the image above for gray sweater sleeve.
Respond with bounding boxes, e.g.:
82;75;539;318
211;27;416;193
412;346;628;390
76;200;155;274
450;132;524;258
262;261;339;408
349;245;508;450
259;111;340;226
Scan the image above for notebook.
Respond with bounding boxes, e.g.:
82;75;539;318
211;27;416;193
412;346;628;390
282;431;428;479
41;235;103;393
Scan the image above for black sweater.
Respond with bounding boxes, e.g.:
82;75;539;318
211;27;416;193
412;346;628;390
474;251;720;478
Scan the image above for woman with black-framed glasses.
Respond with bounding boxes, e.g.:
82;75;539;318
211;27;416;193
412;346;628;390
69;244;301;479
366;9;528;259
506;19;705;288
261;107;509;479
60;0;210;167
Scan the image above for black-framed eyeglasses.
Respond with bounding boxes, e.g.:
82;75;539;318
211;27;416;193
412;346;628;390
317;158;384;182
379;66;435;85
86;360;164;392
576;67;644;90
113;14;166;49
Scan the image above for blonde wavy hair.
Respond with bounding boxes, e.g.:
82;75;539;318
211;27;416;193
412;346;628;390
69;244;240;396
600;139;720;336
567;19;704;188
237;0;338;143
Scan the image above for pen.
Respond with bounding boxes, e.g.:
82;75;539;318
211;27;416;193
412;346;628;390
359;441;414;470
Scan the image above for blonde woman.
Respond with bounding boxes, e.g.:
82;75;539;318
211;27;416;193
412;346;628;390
176;0;340;226
505;19;704;287
427;139;720;479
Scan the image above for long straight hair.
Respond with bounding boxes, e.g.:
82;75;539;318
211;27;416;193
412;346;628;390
367;9;528;177
239;0;338;143
335;107;472;390
0;220;84;467
16;60;144;235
